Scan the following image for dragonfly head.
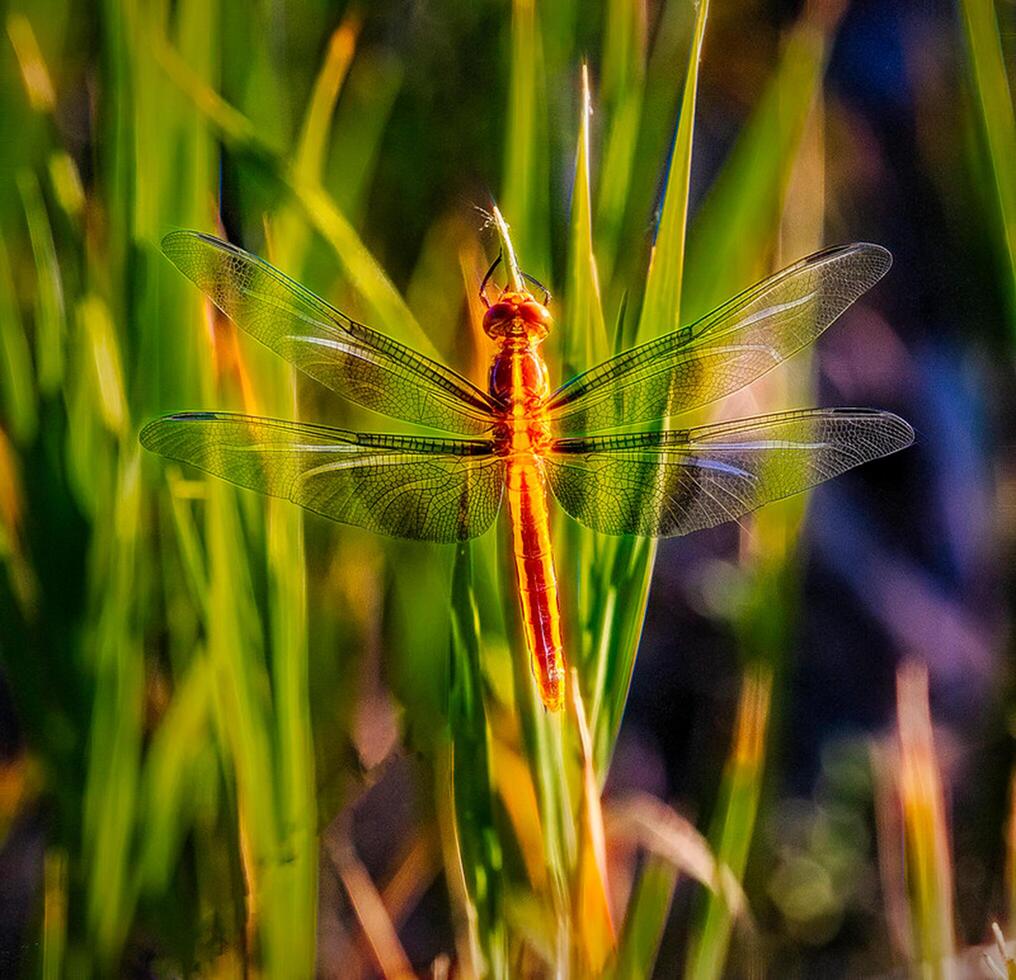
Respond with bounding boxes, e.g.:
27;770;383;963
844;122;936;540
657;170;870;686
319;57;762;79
482;290;552;342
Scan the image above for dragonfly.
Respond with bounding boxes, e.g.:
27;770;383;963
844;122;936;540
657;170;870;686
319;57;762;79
140;229;913;712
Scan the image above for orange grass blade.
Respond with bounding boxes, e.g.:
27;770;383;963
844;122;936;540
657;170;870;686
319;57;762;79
570;672;616;971
895;661;956;975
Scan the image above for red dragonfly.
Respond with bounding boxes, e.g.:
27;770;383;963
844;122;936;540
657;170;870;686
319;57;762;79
141;229;913;711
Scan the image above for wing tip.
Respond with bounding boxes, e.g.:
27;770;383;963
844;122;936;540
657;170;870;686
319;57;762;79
817;241;893;283
160;228;194;255
856;241;893;278
138;417;164;451
885;410;915;450
827;406;915;453
161;229;234;264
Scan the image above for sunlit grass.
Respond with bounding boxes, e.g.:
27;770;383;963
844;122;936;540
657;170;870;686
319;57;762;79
0;1;1006;977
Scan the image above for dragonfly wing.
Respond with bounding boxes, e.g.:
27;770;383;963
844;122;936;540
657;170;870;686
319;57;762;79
547;244;892;434
162;231;499;434
545;408;913;537
140;412;505;542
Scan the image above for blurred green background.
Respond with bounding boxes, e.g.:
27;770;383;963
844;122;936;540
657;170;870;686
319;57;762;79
0;0;1014;976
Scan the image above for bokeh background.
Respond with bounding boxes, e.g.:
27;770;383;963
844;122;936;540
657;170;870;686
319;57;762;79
0;0;1013;977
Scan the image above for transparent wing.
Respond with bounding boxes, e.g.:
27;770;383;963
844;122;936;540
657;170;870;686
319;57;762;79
547;244;892;434
140;412;504;542
162;231;499;434
544;408;913;537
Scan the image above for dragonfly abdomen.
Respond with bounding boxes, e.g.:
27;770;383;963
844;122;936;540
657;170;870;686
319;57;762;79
507;458;565;711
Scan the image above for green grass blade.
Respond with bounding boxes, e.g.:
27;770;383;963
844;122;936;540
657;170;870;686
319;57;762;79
18;169;65;395
448;542;508;977
636;0;709;344
611;858;679;979
959;0;1016;330
137;654;214;894
563;66;609;379
0;228;37;444
685;666;772;980
82;451;144;969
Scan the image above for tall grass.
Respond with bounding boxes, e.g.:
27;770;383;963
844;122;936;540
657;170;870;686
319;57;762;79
1;1;1003;977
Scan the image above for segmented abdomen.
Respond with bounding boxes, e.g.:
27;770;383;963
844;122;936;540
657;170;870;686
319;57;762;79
506;458;565;711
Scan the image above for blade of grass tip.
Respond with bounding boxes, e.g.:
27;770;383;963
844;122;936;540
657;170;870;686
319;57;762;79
990;923;1016;980
960;0;1016;331
559;66;608;716
896;660;956;976
563;65;609;380
0;228;37;444
591;0;710;781
686;663;772;980
17;169;65;396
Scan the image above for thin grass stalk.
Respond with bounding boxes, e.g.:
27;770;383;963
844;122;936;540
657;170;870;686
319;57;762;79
685;665;772;980
896;661;956;979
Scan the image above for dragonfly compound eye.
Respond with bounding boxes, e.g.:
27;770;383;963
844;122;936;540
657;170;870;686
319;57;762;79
519;301;551;339
483;301;517;337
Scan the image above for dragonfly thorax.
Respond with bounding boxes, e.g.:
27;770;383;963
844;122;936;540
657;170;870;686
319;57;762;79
488;345;549;406
482;290;552;341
